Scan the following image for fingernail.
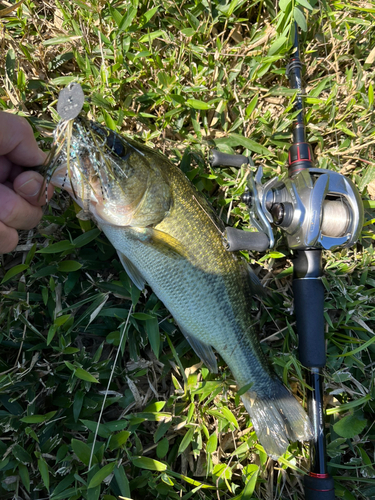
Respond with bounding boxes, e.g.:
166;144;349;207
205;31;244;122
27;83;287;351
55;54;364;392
18;178;42;197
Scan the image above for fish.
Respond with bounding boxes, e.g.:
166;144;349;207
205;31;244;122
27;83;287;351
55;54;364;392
45;116;313;459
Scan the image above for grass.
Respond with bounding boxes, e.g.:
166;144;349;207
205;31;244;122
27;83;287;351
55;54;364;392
0;0;375;499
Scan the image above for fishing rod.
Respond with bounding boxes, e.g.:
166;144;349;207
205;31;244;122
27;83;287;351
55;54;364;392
210;23;363;499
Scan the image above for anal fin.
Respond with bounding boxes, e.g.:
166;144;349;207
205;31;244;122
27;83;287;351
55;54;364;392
179;325;218;373
247;265;267;297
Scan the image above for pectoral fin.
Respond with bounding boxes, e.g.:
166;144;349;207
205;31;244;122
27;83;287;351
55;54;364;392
128;227;186;259
117;251;146;290
179;325;218;373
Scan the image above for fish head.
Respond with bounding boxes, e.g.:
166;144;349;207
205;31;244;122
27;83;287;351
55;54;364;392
46;118;172;227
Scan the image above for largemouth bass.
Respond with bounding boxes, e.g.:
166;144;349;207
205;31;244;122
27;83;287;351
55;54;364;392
46;116;313;459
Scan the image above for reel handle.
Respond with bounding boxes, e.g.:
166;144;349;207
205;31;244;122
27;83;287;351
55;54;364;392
210;150;271;252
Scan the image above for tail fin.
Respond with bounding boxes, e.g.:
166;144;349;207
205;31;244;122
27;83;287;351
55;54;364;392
241;379;313;459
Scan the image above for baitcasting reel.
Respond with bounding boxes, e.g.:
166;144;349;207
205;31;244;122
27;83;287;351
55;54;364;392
246;165;364;251
210;150;364;254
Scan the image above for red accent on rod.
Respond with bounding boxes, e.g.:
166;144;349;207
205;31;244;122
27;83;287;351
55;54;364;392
307;489;334;492
309;472;329;479
288;143;312;165
290;167;305;174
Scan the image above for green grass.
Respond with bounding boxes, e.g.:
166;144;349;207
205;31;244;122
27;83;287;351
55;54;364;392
1;0;375;499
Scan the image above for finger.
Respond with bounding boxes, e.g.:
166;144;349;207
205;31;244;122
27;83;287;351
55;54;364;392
14;170;54;206
0;112;47;166
0;183;43;230
0;221;19;254
0;156;12;183
0;156;23;183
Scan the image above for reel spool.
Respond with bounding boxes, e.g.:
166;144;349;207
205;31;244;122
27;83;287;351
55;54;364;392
320;199;349;238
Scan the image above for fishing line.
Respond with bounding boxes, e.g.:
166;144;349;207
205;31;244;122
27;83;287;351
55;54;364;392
61;169;68;190
317;0;341;170
39;119;71;203
192;195;225;237
88;305;133;470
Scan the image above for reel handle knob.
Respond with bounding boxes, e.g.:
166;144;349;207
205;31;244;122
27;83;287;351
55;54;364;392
210;150;250;167
224;226;269;252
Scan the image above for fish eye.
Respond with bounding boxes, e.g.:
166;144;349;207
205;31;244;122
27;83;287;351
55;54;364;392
105;131;125;157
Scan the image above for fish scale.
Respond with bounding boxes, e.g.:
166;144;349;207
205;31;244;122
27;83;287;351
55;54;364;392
48;118;313;458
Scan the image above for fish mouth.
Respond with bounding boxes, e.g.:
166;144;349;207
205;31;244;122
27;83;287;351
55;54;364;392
50;160;100;213
42;117;139;226
50;159;137;226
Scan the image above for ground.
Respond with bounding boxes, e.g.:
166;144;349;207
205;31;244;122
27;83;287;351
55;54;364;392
0;1;374;499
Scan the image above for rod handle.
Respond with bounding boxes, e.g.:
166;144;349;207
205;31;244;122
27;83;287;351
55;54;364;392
304;474;335;499
293;277;326;367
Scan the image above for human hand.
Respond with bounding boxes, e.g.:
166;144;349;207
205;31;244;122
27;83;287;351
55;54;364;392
0;112;54;253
